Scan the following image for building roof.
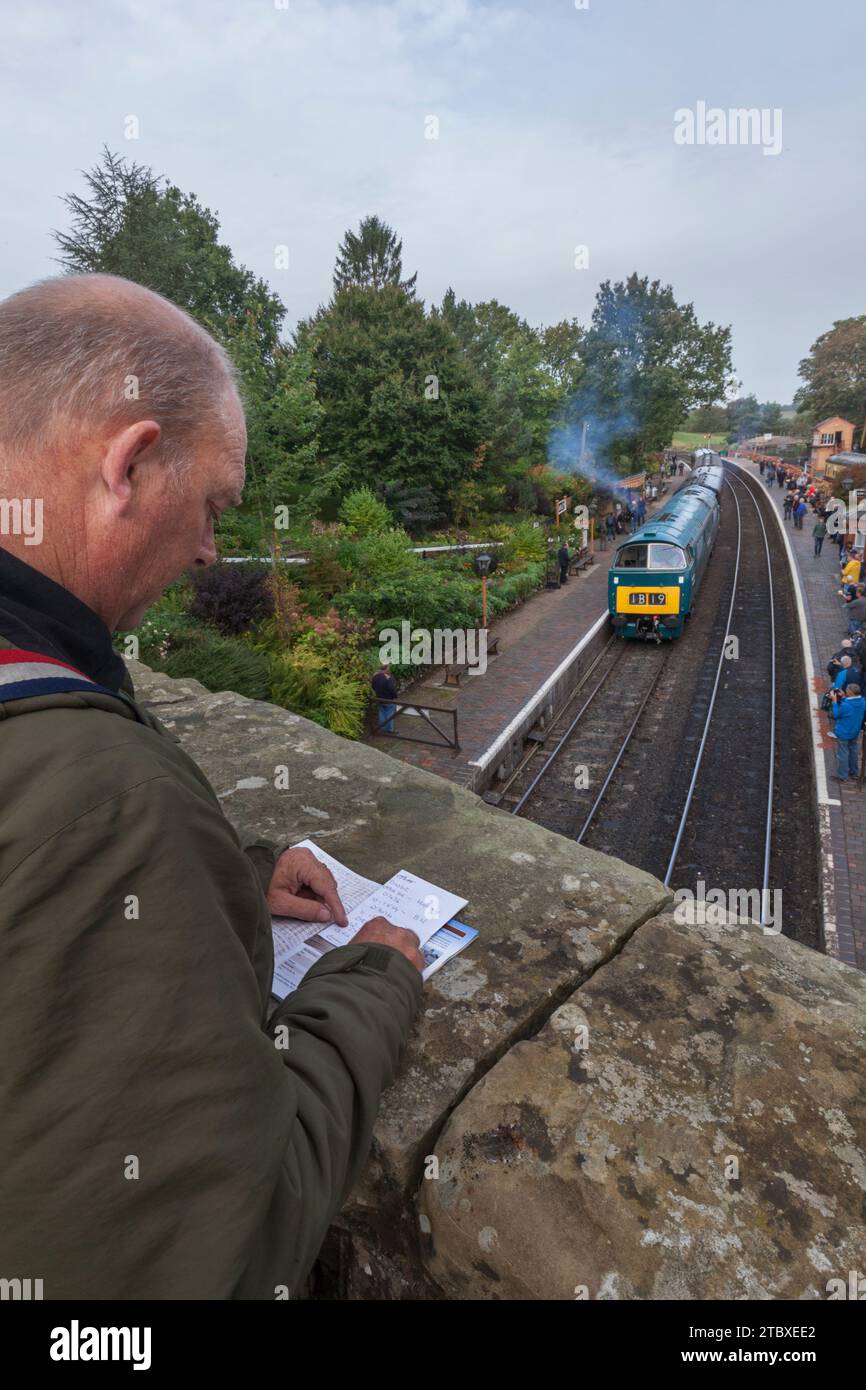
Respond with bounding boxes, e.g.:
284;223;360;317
827;451;866;466
815;416;856;428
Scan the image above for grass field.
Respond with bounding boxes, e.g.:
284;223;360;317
671;431;729;450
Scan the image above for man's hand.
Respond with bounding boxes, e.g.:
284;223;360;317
267;847;348;926
352;916;425;973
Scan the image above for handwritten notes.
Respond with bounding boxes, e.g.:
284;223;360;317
319;869;467;950
269;840;471;1000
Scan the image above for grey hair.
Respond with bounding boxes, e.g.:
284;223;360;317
0;274;239;479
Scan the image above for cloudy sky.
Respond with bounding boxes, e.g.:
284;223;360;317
1;0;862;404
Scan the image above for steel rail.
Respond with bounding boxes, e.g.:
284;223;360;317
663;475;743;886
574;651;669;843
725;466;777;926
509;638;625;817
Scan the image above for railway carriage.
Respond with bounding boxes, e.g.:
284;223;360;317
609;456;725;640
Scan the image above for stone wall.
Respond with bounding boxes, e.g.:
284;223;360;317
131;662;866;1300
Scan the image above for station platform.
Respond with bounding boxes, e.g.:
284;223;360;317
734;456;865;972
367;549;610;788
367;487;683;790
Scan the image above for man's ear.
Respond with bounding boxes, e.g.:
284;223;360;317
102;420;162;511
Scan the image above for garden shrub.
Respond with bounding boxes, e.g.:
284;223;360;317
303;536;350;598
160;628;271;701
318;672;369;740
342;527;415;580
189;562;274;636
339;487;393;537
267;626;370;739
501;519;547;566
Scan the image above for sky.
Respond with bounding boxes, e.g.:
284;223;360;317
1;0;863;405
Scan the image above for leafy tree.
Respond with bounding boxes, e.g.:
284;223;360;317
538;318;584;394
55;147;284;359
435;291;568;497
758;401;784;433
794;316;866;432
725;394;763;441
297;283;486;518
565;275;735;473
332;214;417;295
53;149;324;539
683;403;727;433
377;481;442;532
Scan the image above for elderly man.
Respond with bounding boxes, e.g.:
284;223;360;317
0;274;424;1299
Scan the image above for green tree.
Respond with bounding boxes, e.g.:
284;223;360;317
298;282;486;520
683;402;728;434
538;318;584;395
794;316;866;432
576;275;734;471
53;149;323;543
332;214;417;295
54;147;284;360
725;395;762;441
434;291;570;503
758;401;784;433
338;487;392;537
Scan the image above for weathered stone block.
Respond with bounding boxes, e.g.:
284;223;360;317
421;911;866;1300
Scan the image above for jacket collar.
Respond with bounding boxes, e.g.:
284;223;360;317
0;547;128;692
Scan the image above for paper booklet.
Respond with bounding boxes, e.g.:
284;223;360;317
270;839;476;1000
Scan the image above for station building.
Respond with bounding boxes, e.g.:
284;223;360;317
810;415;858;477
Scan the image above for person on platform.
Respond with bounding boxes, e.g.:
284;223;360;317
843;584;866;635
783;493;793;522
829;682;866;784
557;540;570;584
813;514;827;556
832;654;863;693
827;640;855;684
0;273;424;1299
371;662;399;734
794;497;807;530
840;549;862;597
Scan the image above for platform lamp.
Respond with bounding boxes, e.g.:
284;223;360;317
473;551;498;629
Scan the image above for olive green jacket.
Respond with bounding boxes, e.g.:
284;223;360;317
0;638;422;1298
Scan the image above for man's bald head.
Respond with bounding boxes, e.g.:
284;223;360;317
0;273;239;474
0;273;248;632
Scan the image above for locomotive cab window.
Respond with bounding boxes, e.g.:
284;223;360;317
648;543;687;570
614;543;687;570
614;544;648;568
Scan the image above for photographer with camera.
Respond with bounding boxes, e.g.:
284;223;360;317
828;681;866;785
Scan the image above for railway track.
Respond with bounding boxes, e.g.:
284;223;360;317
505;461;819;947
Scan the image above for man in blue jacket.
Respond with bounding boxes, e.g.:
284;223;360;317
830;682;866;783
832;654;863;692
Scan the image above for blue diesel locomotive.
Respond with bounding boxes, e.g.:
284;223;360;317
608;454;725;640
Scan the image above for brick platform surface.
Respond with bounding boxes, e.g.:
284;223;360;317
739;458;865;971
